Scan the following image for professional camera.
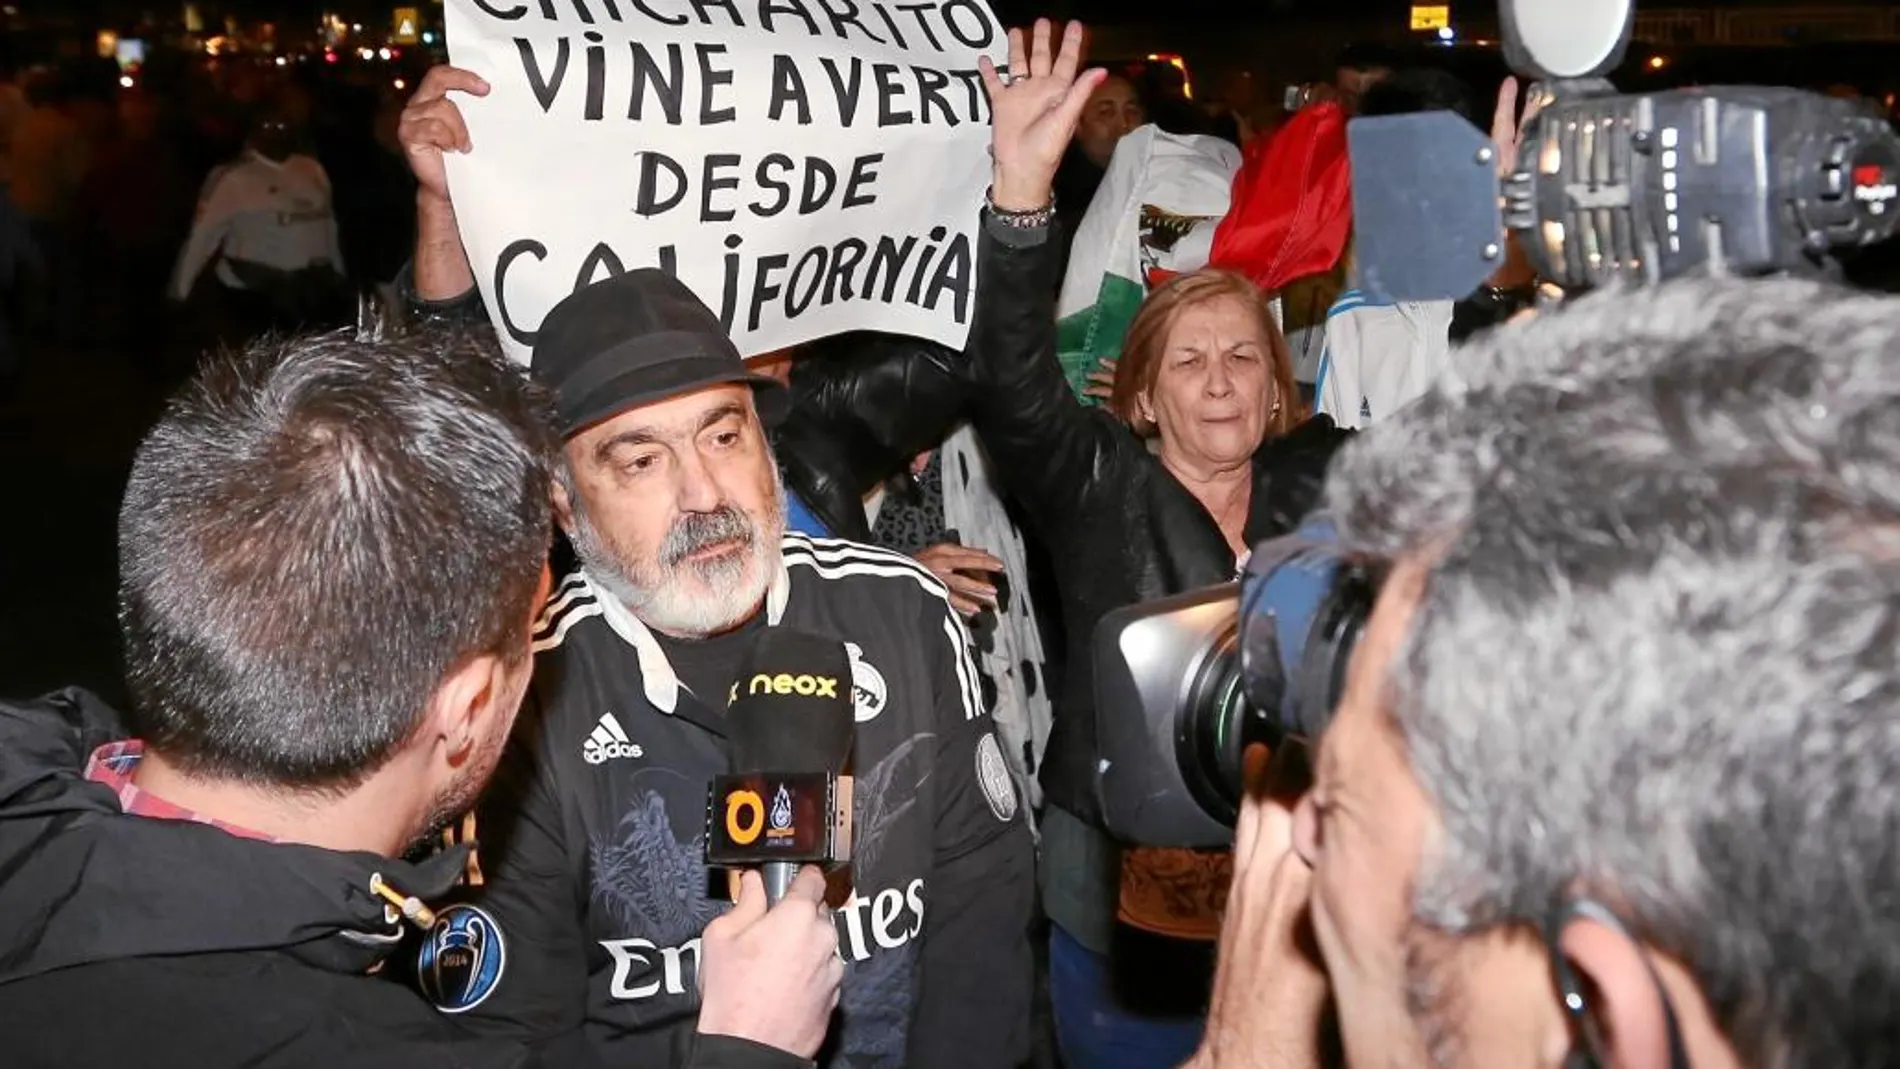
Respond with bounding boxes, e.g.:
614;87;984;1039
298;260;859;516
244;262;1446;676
1350;0;1900;304
1090;0;1899;849
1093;519;1381;848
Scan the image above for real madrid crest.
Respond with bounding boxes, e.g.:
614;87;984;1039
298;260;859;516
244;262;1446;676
975;733;1019;823
844;641;888;723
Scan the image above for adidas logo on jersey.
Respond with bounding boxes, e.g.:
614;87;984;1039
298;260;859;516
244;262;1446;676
583;713;644;765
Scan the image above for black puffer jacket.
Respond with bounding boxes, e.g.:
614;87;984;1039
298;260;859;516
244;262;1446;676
967;215;1351;825
778;332;972;542
0;689;798;1069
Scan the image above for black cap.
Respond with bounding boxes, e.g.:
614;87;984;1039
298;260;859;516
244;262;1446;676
531;270;788;438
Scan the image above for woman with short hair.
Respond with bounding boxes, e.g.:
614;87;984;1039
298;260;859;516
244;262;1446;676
962;23;1351;1067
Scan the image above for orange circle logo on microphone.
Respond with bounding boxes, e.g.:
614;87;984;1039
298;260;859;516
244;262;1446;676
726;788;765;845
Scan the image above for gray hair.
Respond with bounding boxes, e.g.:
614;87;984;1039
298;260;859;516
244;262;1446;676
121;328;558;789
1325;277;1900;1068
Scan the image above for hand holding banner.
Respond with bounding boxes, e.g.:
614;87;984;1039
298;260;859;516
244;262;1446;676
443;0;1004;364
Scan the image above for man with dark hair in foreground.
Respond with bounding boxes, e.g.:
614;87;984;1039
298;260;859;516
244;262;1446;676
0;330;843;1069
1197;276;1900;1069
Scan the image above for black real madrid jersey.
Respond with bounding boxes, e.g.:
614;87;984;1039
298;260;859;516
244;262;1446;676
412;534;1035;1069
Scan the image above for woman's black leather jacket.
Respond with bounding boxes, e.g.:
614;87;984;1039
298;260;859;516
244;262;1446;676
965;214;1351;825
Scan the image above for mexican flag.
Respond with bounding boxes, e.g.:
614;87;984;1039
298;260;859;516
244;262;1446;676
1055;126;1243;404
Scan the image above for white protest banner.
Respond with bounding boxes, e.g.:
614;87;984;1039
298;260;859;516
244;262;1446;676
442;0;1004;364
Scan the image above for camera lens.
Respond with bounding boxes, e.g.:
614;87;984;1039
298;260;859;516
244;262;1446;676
1090;522;1385;847
1175;622;1247;827
1168;559;1376;829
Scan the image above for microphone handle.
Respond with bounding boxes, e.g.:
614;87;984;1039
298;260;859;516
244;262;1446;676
761;862;798;906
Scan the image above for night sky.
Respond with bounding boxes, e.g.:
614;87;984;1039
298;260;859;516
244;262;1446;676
67;0;1485;28
59;0;1877;31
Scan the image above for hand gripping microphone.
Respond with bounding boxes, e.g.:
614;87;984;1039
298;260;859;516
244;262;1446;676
705;627;856;904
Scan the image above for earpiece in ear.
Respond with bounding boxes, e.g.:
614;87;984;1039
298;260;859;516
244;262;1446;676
1545;898;1692;1069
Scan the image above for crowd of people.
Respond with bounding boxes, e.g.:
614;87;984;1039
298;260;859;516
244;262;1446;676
0;51;418;386
3;14;1900;1069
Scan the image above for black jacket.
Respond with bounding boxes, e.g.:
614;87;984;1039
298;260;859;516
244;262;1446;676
429;534;1035;1069
0;689;799;1069
967;216;1351;825
777;333;972;542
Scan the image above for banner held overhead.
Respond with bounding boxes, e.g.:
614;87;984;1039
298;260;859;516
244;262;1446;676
442;0;1005;364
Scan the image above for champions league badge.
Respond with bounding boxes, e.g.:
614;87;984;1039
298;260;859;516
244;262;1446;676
417;904;506;1013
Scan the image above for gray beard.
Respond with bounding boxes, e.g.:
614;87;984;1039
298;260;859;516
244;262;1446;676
1402;920;1468;1069
567;472;785;637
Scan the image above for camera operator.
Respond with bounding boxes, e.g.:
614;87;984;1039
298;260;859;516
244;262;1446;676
0;330;843;1069
1196;276;1900;1069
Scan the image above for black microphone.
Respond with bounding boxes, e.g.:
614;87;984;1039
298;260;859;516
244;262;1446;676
705;627;856;904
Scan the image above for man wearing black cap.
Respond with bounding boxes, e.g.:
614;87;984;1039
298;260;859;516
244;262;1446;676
418;266;1036;1069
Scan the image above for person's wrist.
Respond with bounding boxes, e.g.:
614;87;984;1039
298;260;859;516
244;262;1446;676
416;187;456;221
694;1022;803;1060
689;1030;815;1069
990;167;1053;213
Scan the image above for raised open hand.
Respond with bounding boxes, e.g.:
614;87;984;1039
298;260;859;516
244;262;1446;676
978;19;1108;212
1484;77;1549;289
1489;75;1551;179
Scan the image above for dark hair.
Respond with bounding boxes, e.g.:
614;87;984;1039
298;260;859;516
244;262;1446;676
1357;66;1479;124
1328;276;1900;1068
119;330;558;789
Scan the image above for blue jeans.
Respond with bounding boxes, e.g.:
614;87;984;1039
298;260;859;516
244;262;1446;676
1048;923;1207;1069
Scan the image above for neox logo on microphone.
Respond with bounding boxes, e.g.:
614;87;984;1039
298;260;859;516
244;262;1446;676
726;671;841;705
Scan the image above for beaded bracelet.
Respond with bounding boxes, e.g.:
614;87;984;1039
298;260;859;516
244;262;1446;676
985;187;1055;228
